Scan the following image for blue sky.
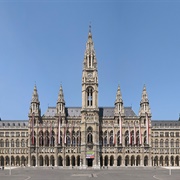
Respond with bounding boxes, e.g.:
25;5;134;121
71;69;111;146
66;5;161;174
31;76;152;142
0;0;180;120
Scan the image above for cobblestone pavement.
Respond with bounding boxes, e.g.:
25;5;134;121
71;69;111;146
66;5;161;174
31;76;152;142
0;167;180;180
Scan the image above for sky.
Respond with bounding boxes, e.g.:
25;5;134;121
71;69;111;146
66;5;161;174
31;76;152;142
0;0;180;120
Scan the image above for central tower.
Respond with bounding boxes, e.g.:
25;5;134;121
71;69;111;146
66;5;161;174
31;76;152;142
81;26;100;169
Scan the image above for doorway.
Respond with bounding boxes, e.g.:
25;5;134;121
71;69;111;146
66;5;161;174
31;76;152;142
87;159;93;167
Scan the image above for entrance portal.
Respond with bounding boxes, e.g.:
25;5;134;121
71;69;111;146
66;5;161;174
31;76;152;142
87;159;93;167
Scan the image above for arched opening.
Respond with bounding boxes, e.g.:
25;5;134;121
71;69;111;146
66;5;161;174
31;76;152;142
45;155;49;166
136;155;140;166
117;156;122;166
77;156;80;166
71;156;75;166
160;156;163;166
31;156;36;166
165;156;169;166
125;155;129;166
104;156;108;166
50;155;55;166
16;156;20;166
100;155;103;167
39;155;43;166
11;156;15;166
0;156;4;166
21;156;26;166
175;156;179;166
154;156;158;166
5;156;9;166
131;155;135;166
110;155;114;166
66;156;70;166
144;156;148;166
58;156;63;166
171;156;174;166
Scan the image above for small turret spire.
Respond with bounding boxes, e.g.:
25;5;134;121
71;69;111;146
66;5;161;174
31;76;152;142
115;85;124;115
57;85;65;104
139;85;151;116
29;84;40;115
31;84;39;103
56;85;65;114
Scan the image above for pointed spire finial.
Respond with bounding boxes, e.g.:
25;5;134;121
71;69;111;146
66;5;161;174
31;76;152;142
89;22;91;33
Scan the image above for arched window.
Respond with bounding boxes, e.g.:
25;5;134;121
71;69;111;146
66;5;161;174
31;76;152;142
16;139;20;147
87;134;93;143
67;136;71;146
125;131;129;146
176;139;179;147
21;139;25;147
155;139;158;147
171;139;174;147
5;139;9;147
87;126;93;144
110;130;114;146
0;139;4;147
165;139;169;147
160;139;163;147
87;88;93;107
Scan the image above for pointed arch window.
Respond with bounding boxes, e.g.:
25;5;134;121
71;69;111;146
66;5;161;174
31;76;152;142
87;87;93;107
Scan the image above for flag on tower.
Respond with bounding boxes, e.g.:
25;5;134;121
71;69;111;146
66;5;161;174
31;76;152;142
32;113;34;145
58;115;61;144
119;113;122;144
145;112;149;144
134;121;136;145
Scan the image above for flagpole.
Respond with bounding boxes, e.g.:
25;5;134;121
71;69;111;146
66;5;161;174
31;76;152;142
9;132;11;175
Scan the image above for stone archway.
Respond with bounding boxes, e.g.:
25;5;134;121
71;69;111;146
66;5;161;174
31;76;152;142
21;156;26;166
144;156;148;166
50;155;55;166
66;156;70;166
125;155;129;166
71;155;75;166
136;155;140;166
39;155;43;166
31;156;36;166
45;155;49;166
117;156;122;166
165;156;169;166
0;156;4;166
110;155;114;166
58;156;63;166
154;156;158;166
104;156;108;166
77;155;80;166
159;156;163;166
175;156;179;166
131;155;135;166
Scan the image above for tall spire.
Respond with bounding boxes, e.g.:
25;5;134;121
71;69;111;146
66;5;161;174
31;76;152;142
139;85;151;116
56;85;65;114
115;85;124;115
83;25;97;69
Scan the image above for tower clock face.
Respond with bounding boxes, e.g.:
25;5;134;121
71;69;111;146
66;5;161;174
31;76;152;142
87;73;93;78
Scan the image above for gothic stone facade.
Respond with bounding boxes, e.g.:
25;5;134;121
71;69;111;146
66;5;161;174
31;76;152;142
0;30;180;168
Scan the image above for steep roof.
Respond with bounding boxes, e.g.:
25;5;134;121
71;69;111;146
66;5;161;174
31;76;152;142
43;106;137;118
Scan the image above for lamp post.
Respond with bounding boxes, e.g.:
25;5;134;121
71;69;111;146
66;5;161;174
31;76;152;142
169;132;171;176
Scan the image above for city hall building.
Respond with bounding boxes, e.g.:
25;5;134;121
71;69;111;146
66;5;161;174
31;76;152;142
0;29;180;169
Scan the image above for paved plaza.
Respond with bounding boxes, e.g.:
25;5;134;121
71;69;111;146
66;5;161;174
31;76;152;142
0;167;180;180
